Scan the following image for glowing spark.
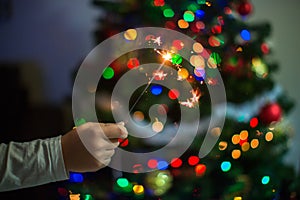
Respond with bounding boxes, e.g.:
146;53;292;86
179;89;201;108
190;89;201;102
207;77;218;85
179;99;194;108
155;49;172;61
162;53;172;61
152;36;162;46
153;70;168;80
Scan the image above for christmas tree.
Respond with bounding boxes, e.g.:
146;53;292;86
59;0;300;199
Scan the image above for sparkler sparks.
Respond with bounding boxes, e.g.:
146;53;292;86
154;49;173;61
153;70;168;80
179;89;201;108
152;36;162;46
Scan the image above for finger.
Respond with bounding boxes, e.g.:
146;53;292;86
117;121;128;138
93;149;115;163
100;123;128;139
109;138;120;148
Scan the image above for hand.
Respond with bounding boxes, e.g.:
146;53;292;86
61;122;128;173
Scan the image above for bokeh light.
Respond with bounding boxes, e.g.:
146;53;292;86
163;8;174;18
124;29;137;40
178;68;189;80
241;142;250;152
250;139;259;149
171;54;183;65
118;138;129;147
117;178;129;188
168;89;180;100
157;160;169;170
232;134;240;144
178;19;189;29
183;11;195;22
193;42;204;53
265;131;274;142
195;9;205;19
221;161;231;172
133;111;145;122
239;130;248;140
190;55;205;68
250;117;258;128
170;158;183;168
69;172;84;183
84;194;93;200
195;164;206;176
172;39;184;50
102;67;114;79
188;155;200;166
261;176;270;185
153;0;165;7
152;120;164;133
232;149;241;159
148;159;158;169
218;141;228;150
133;184;144;195
240;29;251;41
127;57;140;69
150;85;163;95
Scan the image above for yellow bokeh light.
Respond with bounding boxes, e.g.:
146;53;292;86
207;57;217;68
190;55;205;68
232;134;240;145
152;121;164;133
218;141;228;151
252;57;262;66
177;68;189;80
234;197;242;200
133;184;144;195
178;19;189;29
133;111;144;122
124;29;137;40
232;149;241;159
265;131;274;142
250;139;259;149
241;142;250;152
69;194;80;200
193;42;204;53
239;130;248;140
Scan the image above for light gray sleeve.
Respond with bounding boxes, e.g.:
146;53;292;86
0;135;69;192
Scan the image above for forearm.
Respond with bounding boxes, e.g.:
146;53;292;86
0;136;69;192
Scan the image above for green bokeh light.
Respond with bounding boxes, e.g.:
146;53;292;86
183;11;195;22
103;66;114;79
117;178;129;188
171;54;183;65
163;8;174;18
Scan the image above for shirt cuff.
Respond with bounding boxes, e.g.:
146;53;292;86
51;135;69;180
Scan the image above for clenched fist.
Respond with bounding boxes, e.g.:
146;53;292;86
61;122;128;173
